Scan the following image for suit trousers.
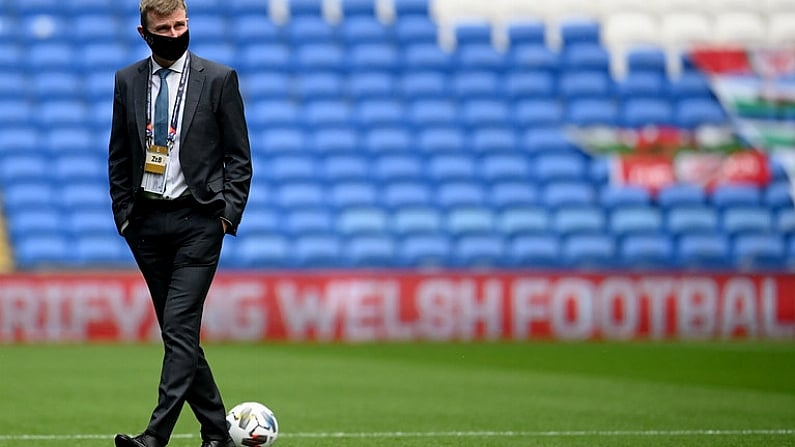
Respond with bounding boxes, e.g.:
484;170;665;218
124;196;228;444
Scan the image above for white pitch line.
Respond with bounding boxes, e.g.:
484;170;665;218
0;429;792;441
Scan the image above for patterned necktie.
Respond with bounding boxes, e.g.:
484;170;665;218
154;68;171;146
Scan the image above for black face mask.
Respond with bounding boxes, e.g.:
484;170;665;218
142;28;190;61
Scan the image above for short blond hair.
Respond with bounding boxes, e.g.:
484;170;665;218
139;0;188;28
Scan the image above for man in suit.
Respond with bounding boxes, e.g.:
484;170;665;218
108;1;252;447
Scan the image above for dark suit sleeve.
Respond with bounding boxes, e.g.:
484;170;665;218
218;69;252;236
108;71;134;234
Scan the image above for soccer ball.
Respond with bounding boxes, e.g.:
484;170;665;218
226;402;279;447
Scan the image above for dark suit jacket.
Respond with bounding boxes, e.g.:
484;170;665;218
108;51;252;236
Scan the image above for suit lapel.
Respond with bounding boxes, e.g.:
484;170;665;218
133;59;149;154
180;52;205;143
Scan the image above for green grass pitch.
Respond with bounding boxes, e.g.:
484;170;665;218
0;342;793;447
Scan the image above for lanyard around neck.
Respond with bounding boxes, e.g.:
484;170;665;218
145;53;190;148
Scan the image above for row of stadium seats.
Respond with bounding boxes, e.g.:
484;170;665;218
14;228;795;270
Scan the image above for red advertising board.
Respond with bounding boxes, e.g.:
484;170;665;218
0;271;793;343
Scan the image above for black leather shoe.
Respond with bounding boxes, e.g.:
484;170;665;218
114;433;164;447
200;438;235;447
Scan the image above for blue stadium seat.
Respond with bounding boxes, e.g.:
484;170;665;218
0;99;33;126
230;16;280;44
435;181;486;209
340;0;378;18
295;73;344;100
427;154;477;182
407;99;458;127
311;127;359;155
353;100;404;129
508;234;561;268
398;234;451;267
320;155;370;182
535;153;588;183
288;0;325;19
268;155;317;183
1;182;55;212
347;235;397;266
522;127;577;156
235;235;291;268
238;208;282;235
677;234;732;269
394;16;437;45
455;44;505;72
284;208;334;236
417;127;464;156
666;206;719;236
626;47;668;76
364;127;413;155
383;182;433;209
0;72;27;100
505;71;556;99
328;182;379;208
776;208;795;235
295;43;345;71
54;154;106;182
8;210;62;240
506;20;546;48
669;71;714;100
45;127;94;156
599;185;651;209
15;234;70;269
480;154;532;183
733;234;787;270
393;0;431;17
187;15;229;45
336;207;389;235
675;98;727;129
553;206;606;236
490;182;539;209
561;234;617;269
27;43;75;71
66;208;118;236
497;206;549;236
452;71;500;100
248;100;299;128
402;44;451;72
620;234;675;269
293;234;344;267
257;128;306;156
541;181;597;209
561;44;610;73
349;43;400;72
303;101;353;128
565;98;619;126
400;71;449;100
710;184;762;209
461;100;510;127
31;71;78;100
559;71;612;100
514;99;564;129
392;206;441;235
453;20;492;47
273;181;326;209
615;72;668;101
73;235;131;267
60;182;111;209
445;207;495;237
340;16;392;45
559;19;601;47
609;206;663;237
0;154;48;184
721;206;773;236
373;154;424;182
242;73;292;100
657;183;707;208
79;43;128;73
453;234;504;267
348;73;396;100
509;45;560;73
764;181;794;210
471;128;518;156
620;98;673;127
239;44;292;72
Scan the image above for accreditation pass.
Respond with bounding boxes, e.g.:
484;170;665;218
142;144;169;193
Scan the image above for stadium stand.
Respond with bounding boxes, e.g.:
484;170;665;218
0;0;793;272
